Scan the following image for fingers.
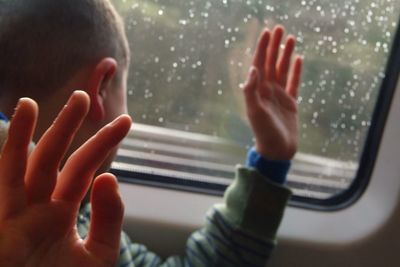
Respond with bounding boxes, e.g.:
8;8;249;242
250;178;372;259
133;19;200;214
85;173;123;264
265;26;284;81
252;29;271;72
251;25;302;99
0;98;38;218
26;91;90;203
277;35;296;86
286;56;303;99
52;115;132;204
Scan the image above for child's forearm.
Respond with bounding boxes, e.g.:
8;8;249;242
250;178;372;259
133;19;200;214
97;166;291;267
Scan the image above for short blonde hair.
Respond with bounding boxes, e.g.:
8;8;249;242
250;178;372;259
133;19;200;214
0;0;130;99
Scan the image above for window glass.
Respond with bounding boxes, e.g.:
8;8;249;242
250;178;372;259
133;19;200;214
111;0;400;200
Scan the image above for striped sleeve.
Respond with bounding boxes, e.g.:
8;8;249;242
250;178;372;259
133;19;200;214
77;166;291;267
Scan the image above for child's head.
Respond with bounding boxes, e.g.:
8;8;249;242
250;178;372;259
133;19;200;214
0;0;130;172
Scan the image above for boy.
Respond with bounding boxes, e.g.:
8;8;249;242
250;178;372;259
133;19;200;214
0;0;302;266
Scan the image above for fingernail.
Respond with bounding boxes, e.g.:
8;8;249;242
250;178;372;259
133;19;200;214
72;89;87;97
108;118;120;127
17;97;29;107
70;90;83;101
65;91;79;107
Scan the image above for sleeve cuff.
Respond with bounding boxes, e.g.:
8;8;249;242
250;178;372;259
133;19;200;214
245;147;291;184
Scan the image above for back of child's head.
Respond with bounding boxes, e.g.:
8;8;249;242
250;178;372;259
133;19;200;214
0;0;129;101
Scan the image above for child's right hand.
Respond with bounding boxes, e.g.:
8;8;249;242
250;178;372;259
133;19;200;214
0;91;131;267
243;25;303;161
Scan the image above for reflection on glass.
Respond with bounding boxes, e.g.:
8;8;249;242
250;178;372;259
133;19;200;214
111;0;399;199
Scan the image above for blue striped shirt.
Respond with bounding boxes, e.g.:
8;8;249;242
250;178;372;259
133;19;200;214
77;167;291;267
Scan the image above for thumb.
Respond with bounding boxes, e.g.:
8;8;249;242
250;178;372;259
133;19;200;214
243;67;261;114
243;66;259;93
85;173;123;265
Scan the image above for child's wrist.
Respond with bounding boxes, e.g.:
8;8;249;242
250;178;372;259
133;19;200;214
245;147;291;184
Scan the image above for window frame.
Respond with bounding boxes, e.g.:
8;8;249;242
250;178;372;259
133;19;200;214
112;17;400;211
290;18;400;210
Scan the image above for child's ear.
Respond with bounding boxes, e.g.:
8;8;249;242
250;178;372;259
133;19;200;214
87;58;117;122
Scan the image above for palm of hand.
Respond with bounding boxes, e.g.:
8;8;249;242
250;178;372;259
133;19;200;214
253;80;298;160
1;203;88;267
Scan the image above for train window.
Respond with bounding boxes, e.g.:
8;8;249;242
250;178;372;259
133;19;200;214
110;0;400;208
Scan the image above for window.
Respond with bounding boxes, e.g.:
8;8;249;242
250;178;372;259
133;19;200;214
110;0;400;207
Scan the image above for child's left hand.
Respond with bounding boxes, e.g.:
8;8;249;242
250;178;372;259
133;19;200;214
243;25;303;161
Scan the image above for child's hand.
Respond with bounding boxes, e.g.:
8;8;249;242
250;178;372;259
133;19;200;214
243;25;303;160
0;91;131;266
